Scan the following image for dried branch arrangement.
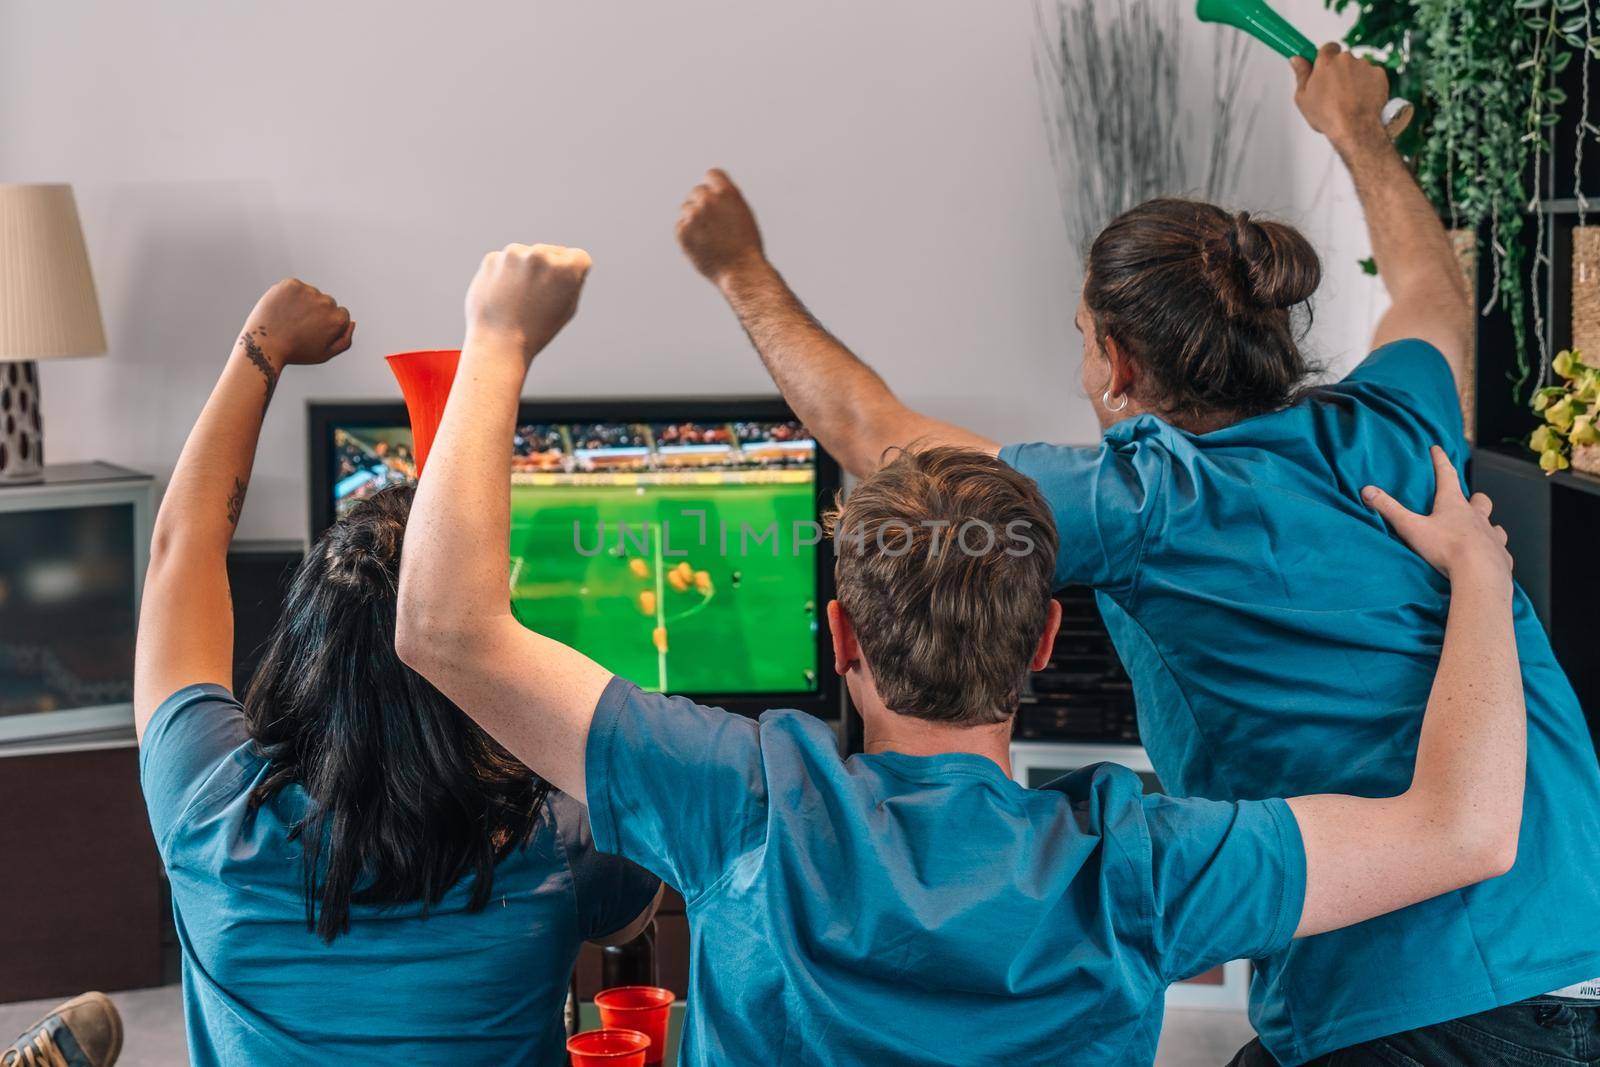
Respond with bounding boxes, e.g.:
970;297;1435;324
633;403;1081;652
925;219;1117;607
1033;0;1257;255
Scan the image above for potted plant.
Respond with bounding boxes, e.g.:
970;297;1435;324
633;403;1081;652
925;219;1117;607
1530;349;1600;473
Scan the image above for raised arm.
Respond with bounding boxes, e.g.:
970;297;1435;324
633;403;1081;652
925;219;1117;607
675;170;997;477
395;244;610;803
133;280;353;738
1292;46;1473;379
1289;447;1521;937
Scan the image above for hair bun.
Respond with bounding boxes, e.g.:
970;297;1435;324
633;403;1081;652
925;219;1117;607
1228;211;1321;311
322;508;404;598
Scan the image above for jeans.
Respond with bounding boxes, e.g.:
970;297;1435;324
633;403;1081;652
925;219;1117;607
1227;997;1600;1066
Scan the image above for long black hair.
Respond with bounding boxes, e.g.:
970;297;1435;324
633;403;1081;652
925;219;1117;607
243;485;548;942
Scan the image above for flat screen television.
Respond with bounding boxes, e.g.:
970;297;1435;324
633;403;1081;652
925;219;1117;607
0;465;153;748
309;398;841;720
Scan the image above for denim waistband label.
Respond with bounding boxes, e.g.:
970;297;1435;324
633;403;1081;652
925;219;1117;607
1547;978;1600;999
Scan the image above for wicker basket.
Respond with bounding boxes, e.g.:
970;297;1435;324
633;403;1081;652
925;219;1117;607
1567;227;1600;475
1574;228;1600;363
1574;442;1600;476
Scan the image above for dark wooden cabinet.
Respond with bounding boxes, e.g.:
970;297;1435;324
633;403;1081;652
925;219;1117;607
0;742;164;1001
1473;449;1600;753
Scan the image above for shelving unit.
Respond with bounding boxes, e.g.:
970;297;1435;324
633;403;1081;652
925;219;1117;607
1465;52;1600;752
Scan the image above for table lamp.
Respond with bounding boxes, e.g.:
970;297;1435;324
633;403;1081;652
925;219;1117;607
0;184;107;485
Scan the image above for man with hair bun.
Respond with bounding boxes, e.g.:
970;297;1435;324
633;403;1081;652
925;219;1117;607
672;40;1600;1067
402;241;1528;1065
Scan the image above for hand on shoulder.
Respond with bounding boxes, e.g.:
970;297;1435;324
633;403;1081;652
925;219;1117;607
1361;446;1511;585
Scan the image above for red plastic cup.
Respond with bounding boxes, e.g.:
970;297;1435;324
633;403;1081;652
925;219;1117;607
384;349;461;476
566;1028;649;1067
594;986;675;1064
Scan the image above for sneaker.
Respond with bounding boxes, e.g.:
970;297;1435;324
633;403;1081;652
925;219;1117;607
2;992;123;1067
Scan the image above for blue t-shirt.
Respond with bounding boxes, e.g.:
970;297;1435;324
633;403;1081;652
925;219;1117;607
585;677;1306;1066
1003;339;1600;1063
140;684;659;1067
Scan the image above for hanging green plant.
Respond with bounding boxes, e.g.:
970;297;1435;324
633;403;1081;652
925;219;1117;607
1415;0;1538;394
1514;0;1591;395
1330;0;1598;406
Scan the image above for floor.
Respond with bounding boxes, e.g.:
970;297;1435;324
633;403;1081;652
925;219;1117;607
0;985;1258;1065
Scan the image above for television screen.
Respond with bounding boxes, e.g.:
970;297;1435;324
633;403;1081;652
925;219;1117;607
0;498;141;744
312;400;839;714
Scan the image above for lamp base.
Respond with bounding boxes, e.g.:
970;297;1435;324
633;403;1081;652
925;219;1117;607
0;361;44;485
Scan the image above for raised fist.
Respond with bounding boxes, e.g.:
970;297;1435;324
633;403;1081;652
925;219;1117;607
242;279;354;368
465;243;592;361
1291;44;1391;147
676;169;765;286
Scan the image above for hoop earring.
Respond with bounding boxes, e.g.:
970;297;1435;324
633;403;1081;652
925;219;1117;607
1102;389;1128;413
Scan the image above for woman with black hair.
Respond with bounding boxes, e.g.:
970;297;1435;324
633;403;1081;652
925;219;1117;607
673;45;1600;1067
133;279;659;1066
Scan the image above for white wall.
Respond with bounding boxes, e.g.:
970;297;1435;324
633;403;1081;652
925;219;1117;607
2;0;1378;541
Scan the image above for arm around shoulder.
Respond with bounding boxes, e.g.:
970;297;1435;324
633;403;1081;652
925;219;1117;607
1288;448;1521;938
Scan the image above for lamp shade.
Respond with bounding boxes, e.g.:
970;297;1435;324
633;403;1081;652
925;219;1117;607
0;184;106;361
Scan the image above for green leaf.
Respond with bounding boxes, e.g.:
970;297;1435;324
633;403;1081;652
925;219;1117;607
1563;15;1590;33
1552;49;1574;71
1547;86;1569;104
1358;256;1379;275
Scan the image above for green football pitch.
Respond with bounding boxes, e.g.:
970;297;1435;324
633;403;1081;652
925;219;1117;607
507;480;819;695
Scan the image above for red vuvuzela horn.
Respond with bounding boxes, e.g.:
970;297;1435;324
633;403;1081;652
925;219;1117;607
385;349;461;476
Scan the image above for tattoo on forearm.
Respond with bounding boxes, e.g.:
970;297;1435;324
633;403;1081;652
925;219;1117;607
238;328;279;411
226;477;248;527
